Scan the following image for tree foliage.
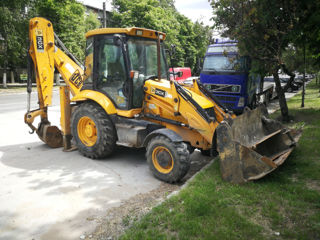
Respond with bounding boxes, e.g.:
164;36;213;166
292;0;320;66
0;0;101;69
0;0;34;69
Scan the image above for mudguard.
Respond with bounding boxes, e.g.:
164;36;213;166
143;128;183;147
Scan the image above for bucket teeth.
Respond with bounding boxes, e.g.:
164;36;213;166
216;106;301;184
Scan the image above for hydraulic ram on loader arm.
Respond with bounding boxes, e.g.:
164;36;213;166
25;17;84;149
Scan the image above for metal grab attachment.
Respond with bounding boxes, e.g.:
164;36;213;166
216;106;301;184
24;109;63;148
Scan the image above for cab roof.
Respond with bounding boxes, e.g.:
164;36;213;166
85;27;166;40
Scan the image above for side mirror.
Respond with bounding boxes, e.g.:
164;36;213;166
113;34;122;46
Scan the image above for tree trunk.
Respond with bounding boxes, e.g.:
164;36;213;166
281;64;295;92
273;70;290;122
3;71;7;88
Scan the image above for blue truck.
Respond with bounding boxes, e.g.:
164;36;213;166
200;39;272;114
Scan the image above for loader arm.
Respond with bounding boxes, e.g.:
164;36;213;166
25;17;84;148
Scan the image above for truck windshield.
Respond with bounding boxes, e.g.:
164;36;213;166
203;55;247;72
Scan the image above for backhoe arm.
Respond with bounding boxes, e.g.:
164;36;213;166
25;17;84;148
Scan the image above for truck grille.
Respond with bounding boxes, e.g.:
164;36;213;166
223;102;236;109
215;95;238;102
206;84;241;93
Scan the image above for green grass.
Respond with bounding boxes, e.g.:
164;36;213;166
120;80;320;240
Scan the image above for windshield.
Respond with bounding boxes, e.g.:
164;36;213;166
127;37;168;108
203;55;248;72
127;38;168;79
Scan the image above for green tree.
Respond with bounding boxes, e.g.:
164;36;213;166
211;0;300;121
85;11;101;33
0;0;35;69
293;0;320;66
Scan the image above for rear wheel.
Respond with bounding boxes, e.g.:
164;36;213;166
146;135;190;183
71;102;116;159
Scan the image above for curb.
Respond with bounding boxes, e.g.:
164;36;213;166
166;156;216;199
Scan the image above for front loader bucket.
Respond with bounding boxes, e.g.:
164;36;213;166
216;106;301;184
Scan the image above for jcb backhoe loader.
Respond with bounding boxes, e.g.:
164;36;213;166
25;17;300;184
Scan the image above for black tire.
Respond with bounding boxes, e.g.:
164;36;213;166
146;135;190;183
71;102;116;159
200;149;211;156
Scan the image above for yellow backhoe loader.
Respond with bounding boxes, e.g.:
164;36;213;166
25;17;300;184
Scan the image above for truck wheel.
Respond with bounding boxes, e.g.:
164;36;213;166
71;102;116;159
146;135;190;183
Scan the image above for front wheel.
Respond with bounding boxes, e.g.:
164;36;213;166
71;102;117;159
146;135;190;183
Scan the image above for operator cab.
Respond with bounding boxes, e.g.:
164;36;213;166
83;28;168;113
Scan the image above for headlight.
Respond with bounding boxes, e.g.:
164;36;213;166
238;97;245;107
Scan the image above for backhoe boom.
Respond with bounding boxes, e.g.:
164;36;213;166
25;17;84;148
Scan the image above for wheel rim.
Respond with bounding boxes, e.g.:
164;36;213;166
152;146;174;174
77;116;97;147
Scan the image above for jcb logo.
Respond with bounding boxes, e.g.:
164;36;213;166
69;70;83;88
155;88;166;97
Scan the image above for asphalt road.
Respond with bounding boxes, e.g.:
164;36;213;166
0;90;210;240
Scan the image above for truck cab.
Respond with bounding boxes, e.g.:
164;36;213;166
200;40;260;114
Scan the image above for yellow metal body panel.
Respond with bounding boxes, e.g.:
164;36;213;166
29;17;84;102
117;108;142;118
86;27;166;40
59;86;72;150
143;79;226;148
29;17;55;107
54;48;84;96
71;90;117;115
59;86;71;135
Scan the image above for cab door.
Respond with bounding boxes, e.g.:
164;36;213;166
93;35;130;110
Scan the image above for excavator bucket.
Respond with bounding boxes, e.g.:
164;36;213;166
216;106;301;184
37;122;63;148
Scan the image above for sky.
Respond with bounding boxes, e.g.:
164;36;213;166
80;0;214;26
